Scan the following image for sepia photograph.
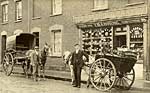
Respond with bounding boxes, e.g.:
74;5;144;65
0;0;149;93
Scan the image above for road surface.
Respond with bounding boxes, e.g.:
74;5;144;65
0;72;149;93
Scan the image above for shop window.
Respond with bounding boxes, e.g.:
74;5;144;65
51;0;62;15
33;32;39;47
51;30;62;56
130;24;143;60
93;0;108;10
32;0;41;18
15;0;22;21
1;3;8;23
128;0;144;4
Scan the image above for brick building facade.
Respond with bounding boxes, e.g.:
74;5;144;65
0;0;150;80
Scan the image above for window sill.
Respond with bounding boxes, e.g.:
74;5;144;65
14;20;22;23
48;55;62;58
1;22;8;25
126;2;145;7
92;8;108;12
32;17;41;20
49;14;62;17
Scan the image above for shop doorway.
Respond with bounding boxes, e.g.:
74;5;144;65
114;35;126;49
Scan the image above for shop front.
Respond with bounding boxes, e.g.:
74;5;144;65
75;16;146;62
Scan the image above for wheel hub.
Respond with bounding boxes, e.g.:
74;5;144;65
100;71;107;78
117;73;124;78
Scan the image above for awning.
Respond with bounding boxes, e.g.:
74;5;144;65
76;16;147;28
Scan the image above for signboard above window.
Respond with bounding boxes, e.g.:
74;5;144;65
93;0;108;11
114;25;127;36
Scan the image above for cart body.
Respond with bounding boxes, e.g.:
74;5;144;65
3;33;35;76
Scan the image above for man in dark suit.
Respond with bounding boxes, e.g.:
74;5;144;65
71;44;89;88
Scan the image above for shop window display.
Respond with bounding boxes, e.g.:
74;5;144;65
130;24;143;60
82;27;113;55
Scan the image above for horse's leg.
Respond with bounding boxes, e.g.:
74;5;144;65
30;65;33;79
38;65;42;80
43;64;45;79
41;60;46;80
69;64;74;85
22;61;27;77
27;61;31;78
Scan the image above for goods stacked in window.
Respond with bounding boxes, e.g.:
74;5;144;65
82;27;113;55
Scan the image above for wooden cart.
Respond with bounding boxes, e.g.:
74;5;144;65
2;33;35;76
89;52;137;91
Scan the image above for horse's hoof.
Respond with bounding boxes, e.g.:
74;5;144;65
38;78;41;81
26;76;29;78
86;85;89;88
34;79;38;82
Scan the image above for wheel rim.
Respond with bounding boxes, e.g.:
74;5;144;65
115;68;135;90
90;58;116;91
3;53;14;76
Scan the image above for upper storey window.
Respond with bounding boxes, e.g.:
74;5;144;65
15;0;22;21
51;0;62;15
93;0;108;11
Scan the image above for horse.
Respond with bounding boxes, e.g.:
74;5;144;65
63;51;74;84
39;44;50;79
25;44;50;80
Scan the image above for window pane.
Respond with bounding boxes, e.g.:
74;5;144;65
33;0;41;17
2;4;8;22
52;30;62;56
54;31;61;53
52;0;62;15
16;0;22;20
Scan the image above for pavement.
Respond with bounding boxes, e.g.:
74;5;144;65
1;63;150;91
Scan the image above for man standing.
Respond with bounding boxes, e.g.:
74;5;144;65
30;46;40;81
71;44;89;88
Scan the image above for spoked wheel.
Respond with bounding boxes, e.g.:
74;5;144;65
114;68;135;90
3;53;14;76
89;58;117;91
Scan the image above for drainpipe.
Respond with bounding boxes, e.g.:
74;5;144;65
28;0;30;33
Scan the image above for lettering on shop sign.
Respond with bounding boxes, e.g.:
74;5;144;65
77;18;143;29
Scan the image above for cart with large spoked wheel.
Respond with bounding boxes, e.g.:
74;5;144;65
2;33;35;76
89;50;137;91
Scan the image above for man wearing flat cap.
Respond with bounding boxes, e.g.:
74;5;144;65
70;44;89;88
30;46;40;81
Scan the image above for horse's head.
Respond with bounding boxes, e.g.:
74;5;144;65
63;51;72;64
43;44;50;56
